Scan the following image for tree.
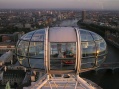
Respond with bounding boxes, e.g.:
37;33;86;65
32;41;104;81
5;81;11;89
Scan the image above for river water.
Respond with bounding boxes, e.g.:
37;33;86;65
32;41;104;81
58;19;119;89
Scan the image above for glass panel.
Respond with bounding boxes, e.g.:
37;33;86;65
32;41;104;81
81;58;95;63
97;56;106;66
90;32;102;40
50;59;75;70
81;58;95;69
29;58;44;69
80;30;93;41
96;40;107;55
16;40;20;53
50;42;76;70
18;56;29;67
81;42;96;57
50;43;76;58
17;41;29;56
20;34;26;40
31;29;45;41
29;42;44;58
21;31;35;40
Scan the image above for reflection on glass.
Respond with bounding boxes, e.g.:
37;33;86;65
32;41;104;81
80;31;107;70
90;32;102;40
29;59;44;69
21;31;35;40
17;29;45;69
81;58;95;69
17;41;29;56
97;56;106;66
29;42;44;58
96;40;107;55
80;30;93;41
81;42;96;57
81;58;95;63
18;57;29;67
81;63;95;69
31;30;45;41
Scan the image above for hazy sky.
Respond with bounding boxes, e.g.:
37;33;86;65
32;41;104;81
0;0;119;10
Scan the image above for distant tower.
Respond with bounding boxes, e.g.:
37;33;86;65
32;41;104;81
82;10;86;21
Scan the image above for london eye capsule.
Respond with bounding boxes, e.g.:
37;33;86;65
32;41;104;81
16;27;107;73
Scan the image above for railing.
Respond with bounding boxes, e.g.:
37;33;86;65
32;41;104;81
95;62;119;72
23;74;96;89
23;74;48;89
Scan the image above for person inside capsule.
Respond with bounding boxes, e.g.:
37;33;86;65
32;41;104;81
54;43;75;58
57;43;64;58
50;43;75;65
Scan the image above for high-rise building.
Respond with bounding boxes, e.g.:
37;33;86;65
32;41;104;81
82;10;86;21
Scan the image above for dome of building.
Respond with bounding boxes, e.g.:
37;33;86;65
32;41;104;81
16;27;107;72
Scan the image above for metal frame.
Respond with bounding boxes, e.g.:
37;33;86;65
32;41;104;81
44;27;49;74
75;28;81;74
24;74;95;89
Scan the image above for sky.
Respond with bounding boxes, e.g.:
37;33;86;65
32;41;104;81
0;0;119;10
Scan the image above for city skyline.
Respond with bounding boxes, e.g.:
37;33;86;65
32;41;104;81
0;0;119;10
